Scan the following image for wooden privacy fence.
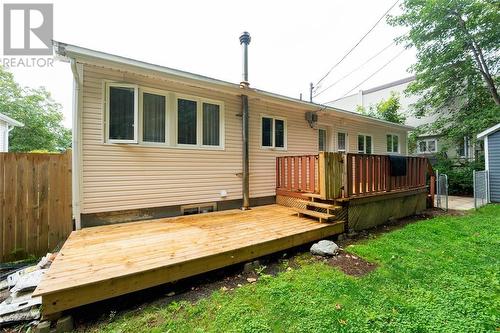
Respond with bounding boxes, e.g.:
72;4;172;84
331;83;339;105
0;151;72;262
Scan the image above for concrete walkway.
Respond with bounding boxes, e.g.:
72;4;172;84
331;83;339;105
436;195;475;210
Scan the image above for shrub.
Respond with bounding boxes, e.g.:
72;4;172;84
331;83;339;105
432;153;484;196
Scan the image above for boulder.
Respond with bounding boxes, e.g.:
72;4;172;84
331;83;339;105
310;240;339;256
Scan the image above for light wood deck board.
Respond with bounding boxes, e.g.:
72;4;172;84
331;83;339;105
33;205;344;315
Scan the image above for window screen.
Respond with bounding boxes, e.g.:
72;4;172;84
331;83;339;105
109;86;135;141
262;117;273;147
203;103;220;146
275;119;285;148
318;129;327;151
178;99;197;145
358;135;365;153
143;93;166;143
366;136;372;154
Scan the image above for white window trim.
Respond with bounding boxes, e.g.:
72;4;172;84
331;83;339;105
175;93;225;150
386;133;400;154
139;87;169;145
260;114;287;151
357;133;373;154
103;81;225;150
417;138;437;153
105;82;139;144
318;127;328;152
336;131;347;152
458;136;469;158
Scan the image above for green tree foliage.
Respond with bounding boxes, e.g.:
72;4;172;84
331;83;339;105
357;92;406;124
0;66;71;152
389;0;500;142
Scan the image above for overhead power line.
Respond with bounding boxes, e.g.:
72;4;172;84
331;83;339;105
325;48;406;103
314;0;400;90
313;40;396;98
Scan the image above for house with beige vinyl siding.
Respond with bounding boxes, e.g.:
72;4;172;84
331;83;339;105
54;41;412;228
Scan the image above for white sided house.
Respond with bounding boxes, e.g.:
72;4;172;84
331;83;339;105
0;113;23;152
54;40;413;228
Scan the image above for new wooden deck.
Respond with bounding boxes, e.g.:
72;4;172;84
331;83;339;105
33;204;344;315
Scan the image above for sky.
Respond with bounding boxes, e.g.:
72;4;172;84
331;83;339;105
4;0;416;128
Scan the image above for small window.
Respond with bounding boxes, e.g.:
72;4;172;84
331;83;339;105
181;203;217;215
108;85;138;143
337;132;346;152
261;116;286;149
358;134;372;154
203;103;220;146
386;134;399;153
457;137;469;158
417;139;437;153
142;92;166;143
318;128;327;151
177;98;197;145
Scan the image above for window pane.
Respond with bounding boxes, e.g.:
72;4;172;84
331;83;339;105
318;129;326;151
393;135;398;152
366;136;372;154
428;140;436;152
143;93;165;143
338;133;346;151
386;134;392;152
109;86;135;140
262;117;273;147
358;135;364;153
275;119;285;148
203;103;220;146
178;99;197;145
418;141;426;152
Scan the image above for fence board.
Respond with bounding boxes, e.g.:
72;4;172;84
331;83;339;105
0;151;72;262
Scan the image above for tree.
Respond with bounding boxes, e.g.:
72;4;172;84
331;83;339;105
0;66;71;152
357;92;406;124
388;0;500;142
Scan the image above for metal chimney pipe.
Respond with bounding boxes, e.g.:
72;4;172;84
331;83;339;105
239;31;251;210
239;31;251;85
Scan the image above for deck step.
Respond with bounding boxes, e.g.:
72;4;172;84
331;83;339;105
298;200;341;210
296;209;335;222
302;193;323;200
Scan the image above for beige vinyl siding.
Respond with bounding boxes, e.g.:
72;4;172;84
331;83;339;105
80;63;408;214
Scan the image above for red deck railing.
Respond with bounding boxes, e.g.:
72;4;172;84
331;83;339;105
276;153;435;203
276;155;318;196
345;153;430;197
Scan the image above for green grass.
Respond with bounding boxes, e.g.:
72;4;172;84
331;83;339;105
92;206;500;332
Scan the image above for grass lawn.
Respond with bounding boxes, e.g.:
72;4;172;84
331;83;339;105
93;206;500;332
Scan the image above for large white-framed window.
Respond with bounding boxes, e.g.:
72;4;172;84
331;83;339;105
106;83;139;143
357;134;373;154
140;88;168;144
337;132;347;152
386;134;400;153
457;137;469;158
175;95;225;149
104;82;225;150
417;138;437;153
261;115;287;150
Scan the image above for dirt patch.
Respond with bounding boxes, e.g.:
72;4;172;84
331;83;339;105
324;252;377;277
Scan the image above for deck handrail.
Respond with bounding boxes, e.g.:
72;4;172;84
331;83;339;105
276;153;435;204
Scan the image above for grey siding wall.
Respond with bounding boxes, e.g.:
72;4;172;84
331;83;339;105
488;131;500;202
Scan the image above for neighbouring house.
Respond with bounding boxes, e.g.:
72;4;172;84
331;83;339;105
328;76;476;161
0;113;23;152
477;123;500;203
53;40;414;229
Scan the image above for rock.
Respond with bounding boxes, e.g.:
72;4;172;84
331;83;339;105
35;321;51;333
166;292;175;297
56;315;74;333
246;277;257;283
310;240;339;256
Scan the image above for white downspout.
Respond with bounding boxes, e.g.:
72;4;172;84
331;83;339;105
6;125;13;152
70;58;82;230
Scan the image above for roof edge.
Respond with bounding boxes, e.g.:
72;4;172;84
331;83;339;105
0;113;23;127
477;123;500;139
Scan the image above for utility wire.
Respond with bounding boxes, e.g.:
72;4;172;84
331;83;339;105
313;40;396;98
314;0;400;90
325;48;406;103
